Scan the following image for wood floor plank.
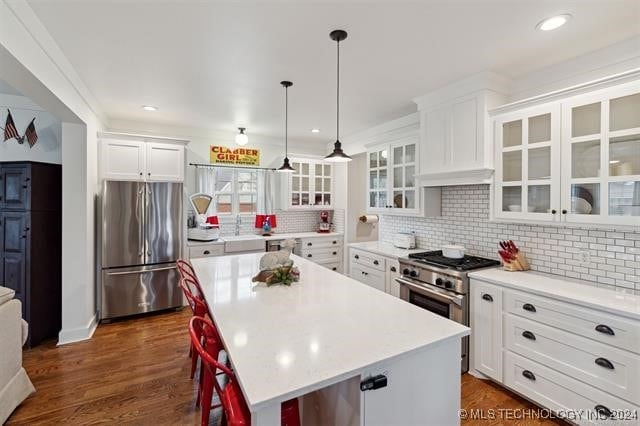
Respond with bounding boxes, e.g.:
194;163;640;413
8;308;566;425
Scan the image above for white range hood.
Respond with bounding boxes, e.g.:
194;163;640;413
414;72;510;187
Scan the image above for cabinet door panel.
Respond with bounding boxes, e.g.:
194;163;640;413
451;98;478;167
422;108;449;171
101;139;145;180
471;279;503;380
1;165;30;210
1;212;28;315
146;142;184;182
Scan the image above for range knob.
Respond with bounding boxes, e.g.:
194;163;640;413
444;280;453;289
402;268;411;276
409;270;418;278
435;278;443;286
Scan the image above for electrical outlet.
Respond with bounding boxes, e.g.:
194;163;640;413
579;250;591;265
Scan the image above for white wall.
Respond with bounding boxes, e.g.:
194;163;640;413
1;0;104;344
0;92;61;163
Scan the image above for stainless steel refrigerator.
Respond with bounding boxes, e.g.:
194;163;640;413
100;181;183;320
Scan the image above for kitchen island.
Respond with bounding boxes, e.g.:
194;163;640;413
191;253;469;426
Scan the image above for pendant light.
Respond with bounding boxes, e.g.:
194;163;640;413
325;29;352;162
235;127;248;146
277;81;296;172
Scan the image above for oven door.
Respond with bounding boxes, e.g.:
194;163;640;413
397;277;466;324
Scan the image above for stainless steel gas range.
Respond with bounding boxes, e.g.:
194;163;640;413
397;251;500;373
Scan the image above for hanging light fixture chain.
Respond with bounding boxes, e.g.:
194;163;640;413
336;38;340;141
285;83;288;156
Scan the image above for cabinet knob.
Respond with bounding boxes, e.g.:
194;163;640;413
373;260;379;265
354;254;359;259
332;251;337;255
562;209;567;214
203;250;210;255
551;209;557;214
332;267;337;271
307;242;312;246
140;172;143;176
482;293;493;302
390;266;396;272
332;241;337;244
307;254;312;258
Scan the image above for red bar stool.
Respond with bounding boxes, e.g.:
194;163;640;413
177;258;200;286
189;316;300;426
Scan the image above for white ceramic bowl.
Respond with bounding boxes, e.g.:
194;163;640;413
442;244;465;259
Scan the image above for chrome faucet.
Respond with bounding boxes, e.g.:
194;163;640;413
235;215;242;236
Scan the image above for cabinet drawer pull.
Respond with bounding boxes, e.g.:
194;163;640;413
595;357;614;370
307;242;312;247
482;294;493;302
307;254;312;258
332;251;337;255
594;405;612;419
354;254;359;259
522;331;536;341
203;250;210;255
332;267;337;271
332;241;337;244
390;266;397;272
595;324;615;336
522;303;536;313
521;370;536;381
373;260;379;265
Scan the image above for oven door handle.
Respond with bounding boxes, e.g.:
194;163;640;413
396;277;464;308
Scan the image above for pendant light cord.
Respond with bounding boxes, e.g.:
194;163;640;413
336;39;340;142
285;85;288;156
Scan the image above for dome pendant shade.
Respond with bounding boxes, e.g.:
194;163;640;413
277;157;296;172
277;81;296;173
325;29;352;162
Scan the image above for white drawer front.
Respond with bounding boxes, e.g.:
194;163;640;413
351;264;385;292
189;244;224;259
504;351;640;425
505;314;640;403
300;237;342;249
350;248;385;272
301;247;341;263
504;289;640;355
317;260;342;273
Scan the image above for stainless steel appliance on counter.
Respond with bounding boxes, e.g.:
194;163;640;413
100;181;183;320
397;251;500;373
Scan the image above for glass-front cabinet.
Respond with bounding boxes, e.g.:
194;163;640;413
287;158;333;209
494;81;640;226
367;139;420;215
562;85;640;226
495;104;561;221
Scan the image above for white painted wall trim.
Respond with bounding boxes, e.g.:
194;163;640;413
57;313;97;345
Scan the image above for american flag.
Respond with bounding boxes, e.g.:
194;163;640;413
3;110;19;141
25;118;38;147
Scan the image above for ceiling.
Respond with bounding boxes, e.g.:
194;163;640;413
27;0;640;145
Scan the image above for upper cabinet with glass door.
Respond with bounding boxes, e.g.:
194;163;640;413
286;158;333;210
562;84;640;226
494;104;561;221
367;139;420;215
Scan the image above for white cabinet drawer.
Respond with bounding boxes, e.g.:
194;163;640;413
300;237;342;249
317;260;342;273
189;244;224;259
350;248;385;272
504;289;640;355
300;247;341;262
351;264;385;292
505;314;640;403
504;351;640;425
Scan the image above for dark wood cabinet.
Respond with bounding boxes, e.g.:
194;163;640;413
0;162;61;346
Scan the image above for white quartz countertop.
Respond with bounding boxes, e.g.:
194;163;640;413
348;241;425;260
191;253;469;411
469;268;640;320
263;231;343;241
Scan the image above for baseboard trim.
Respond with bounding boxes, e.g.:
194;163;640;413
57;313;98;345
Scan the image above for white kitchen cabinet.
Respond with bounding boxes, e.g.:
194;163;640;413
296;236;343;273
100;138;146;180
385;259;400;298
470;280;503;381
99;133;186;182
494;103;561;222
280;158;333;210
350;248;402;297
145;142;184;182
414;73;508;186
492;79;640;226
367;139;421;215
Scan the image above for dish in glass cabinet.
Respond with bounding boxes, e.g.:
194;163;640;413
571;197;593;214
508;205;536;212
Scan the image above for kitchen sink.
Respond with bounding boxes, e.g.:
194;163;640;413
222;235;266;253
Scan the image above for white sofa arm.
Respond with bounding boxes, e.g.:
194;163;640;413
21;320;29;346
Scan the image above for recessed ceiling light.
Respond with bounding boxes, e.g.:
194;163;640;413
311;128;320;133
142;105;158;111
536;14;572;31
609;160;620;164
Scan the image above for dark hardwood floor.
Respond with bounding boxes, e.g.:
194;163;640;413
9;309;565;425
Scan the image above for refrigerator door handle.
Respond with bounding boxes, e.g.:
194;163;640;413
145;183;151;259
137;186;144;256
105;265;176;276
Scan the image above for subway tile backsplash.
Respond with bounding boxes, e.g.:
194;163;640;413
213;209;345;236
380;185;640;293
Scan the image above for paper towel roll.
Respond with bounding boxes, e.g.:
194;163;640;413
359;214;379;224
